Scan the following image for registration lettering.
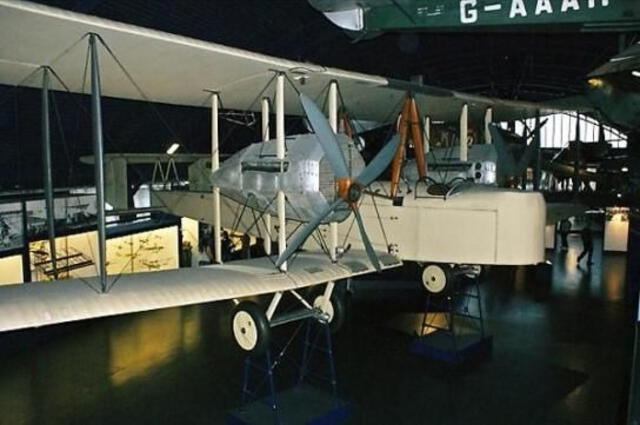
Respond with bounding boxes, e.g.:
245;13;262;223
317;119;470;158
460;0;610;24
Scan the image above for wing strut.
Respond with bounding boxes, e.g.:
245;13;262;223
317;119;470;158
89;34;108;293
390;94;427;198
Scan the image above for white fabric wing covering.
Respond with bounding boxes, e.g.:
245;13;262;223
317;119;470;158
0;250;400;332
0;0;549;123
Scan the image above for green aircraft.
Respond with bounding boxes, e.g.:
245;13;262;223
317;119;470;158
309;0;640;38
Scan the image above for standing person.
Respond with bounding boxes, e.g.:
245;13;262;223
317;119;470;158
197;238;211;266
240;233;251;259
559;219;571;251
220;231;233;262
577;221;594;266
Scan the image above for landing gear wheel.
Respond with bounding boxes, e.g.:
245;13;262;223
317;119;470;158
231;301;270;355
422;263;452;294
312;291;346;333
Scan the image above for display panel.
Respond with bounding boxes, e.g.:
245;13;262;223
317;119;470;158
0;202;23;254
29;226;179;282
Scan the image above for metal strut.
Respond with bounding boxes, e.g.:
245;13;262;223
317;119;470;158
390;94;427;198
89;34;107;293
41;66;58;279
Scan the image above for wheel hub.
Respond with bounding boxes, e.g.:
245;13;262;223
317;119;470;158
422;264;448;294
232;310;258;351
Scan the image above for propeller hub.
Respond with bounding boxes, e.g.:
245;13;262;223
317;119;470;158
347;183;362;203
336;178;362;205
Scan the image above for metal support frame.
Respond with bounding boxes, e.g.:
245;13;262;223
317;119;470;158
89;34;107;293
241;349;281;425
297;319;337;396
460;103;468;162
276;73;287;271
262;96;272;256
239;318;338;425
420;270;487;361
211;92;222;264
41;66;57;279
484;107;493;145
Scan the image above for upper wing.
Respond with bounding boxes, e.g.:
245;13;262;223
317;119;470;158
0;0;551;123
589;42;640;78
0;250;400;332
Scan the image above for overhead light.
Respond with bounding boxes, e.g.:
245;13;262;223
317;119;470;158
632;70;640;78
617;193;623;198
166;142;180;155
622;166;629;172
588;78;604;88
586;167;597;173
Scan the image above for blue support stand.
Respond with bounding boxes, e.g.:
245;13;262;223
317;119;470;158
227;320;351;425
410;271;492;364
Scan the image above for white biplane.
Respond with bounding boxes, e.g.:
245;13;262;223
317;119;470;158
0;0;548;351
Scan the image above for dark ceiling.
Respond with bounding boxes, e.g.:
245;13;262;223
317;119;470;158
0;0;635;190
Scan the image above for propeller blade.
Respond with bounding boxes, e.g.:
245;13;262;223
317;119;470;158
275;199;345;269
353;208;381;272
356;134;401;186
299;93;349;179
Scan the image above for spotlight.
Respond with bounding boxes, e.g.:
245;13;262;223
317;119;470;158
166;142;180;155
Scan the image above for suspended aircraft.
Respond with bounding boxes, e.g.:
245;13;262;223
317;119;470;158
0;0;556;348
584;42;640;132
308;0;640;39
309;0;640;139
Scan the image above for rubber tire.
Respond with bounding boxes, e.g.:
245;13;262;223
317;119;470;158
311;289;347;334
231;301;271;356
421;263;453;294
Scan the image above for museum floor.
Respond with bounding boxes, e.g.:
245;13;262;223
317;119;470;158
0;236;634;425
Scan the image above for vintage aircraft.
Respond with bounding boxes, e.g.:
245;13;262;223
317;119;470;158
584;42;640;133
0;0;561;350
308;0;640;39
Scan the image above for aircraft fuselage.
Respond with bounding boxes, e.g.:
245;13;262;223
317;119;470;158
211;133;365;223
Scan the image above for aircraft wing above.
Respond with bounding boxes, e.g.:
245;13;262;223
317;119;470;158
0;0;552;124
589;41;640;78
79;153;210;165
0;250;400;332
